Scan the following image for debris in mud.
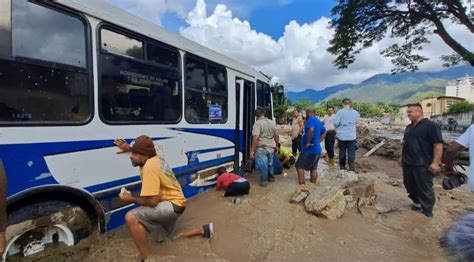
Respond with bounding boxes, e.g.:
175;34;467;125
290;189;310;204
336;170;359;184
387;179;402;187
342;177;376;208
304;186;346;220
375;202;402;214
357;126;402;160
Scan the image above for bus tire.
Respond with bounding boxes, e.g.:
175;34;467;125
4;200;94;260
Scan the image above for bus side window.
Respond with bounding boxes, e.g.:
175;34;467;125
99;29;181;124
256;81;272;120
0;0;90;124
184;56;227;124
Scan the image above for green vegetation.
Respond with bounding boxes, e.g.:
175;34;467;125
280;97;399;120
448;101;474;114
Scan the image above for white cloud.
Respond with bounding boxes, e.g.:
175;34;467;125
106;0;195;26
179;0;473;91
180;0;282;66
109;0;473;91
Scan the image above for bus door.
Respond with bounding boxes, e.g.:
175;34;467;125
235;78;255;171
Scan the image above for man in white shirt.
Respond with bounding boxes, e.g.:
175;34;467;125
322;106;336;165
444;124;474;192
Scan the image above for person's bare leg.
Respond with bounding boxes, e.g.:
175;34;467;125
310;169;318;184
296;168;305;185
125;212;151;260
174;227;204;238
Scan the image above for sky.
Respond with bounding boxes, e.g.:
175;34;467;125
106;0;473;91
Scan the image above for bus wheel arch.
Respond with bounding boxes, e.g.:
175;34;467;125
4;186;106;259
7;185;106;230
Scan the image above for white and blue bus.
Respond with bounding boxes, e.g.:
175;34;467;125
0;0;273;259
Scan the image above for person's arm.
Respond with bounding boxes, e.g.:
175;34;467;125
444;142;465;171
428;122;444;174
282;155;290;165
250;135;259;160
250;123;261;160
216;177;223;191
333;112;341;128
119;192;161;207
429;143;443;174
305;128;315;148
320;131;326;142
274;134;280;152
319;124;326;142
444;126;471;171
0;163;6;256
298;117;304;134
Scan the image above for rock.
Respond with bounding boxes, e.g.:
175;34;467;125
304;186;346;219
387;179;402;187
375;202;402;214
343;177;376;208
290;189;309;203
336;170;359;184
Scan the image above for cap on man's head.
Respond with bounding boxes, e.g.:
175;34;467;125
342;98;351;104
130;135;157;158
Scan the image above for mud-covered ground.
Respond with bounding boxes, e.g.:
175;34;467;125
19;124;474;262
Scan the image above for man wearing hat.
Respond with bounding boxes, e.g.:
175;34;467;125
114;135;213;261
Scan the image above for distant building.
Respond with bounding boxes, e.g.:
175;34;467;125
399;96;465;119
445;75;474;102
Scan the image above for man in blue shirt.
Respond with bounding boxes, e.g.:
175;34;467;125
334;98;360;171
295;109;326;185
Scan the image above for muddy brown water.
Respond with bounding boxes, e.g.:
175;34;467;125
20;157;474;262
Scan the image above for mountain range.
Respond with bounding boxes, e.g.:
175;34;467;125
286;65;474;104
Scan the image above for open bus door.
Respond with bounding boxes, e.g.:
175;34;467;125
235;78;255;172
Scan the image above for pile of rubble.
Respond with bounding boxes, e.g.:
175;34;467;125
357;126;402;160
290;170;376;219
357;124;470;166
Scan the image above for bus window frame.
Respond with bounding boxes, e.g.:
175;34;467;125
97;23;183;126
256;80;272;120
183;53;228;124
0;0;94;127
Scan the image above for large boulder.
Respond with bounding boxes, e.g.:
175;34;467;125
304;186;346;219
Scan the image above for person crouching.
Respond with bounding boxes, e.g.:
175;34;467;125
215;167;250;197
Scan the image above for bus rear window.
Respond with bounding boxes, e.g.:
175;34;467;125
0;1;91;124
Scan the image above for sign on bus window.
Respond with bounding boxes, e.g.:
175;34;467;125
209;105;222;121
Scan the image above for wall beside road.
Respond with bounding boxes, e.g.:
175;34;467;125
430;109;474;128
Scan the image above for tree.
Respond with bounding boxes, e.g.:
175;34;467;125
272;83;290;123
448;101;474;114
293;99;314;111
328;0;474;73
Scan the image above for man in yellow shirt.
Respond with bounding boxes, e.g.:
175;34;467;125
114;135;213;261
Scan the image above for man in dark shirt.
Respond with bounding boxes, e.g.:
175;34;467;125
401;103;443;217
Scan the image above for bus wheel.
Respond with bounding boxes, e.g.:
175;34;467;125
3;200;94;261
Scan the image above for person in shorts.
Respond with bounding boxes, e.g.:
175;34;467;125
295;109;326;185
114;135;213;261
215;167;250;197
